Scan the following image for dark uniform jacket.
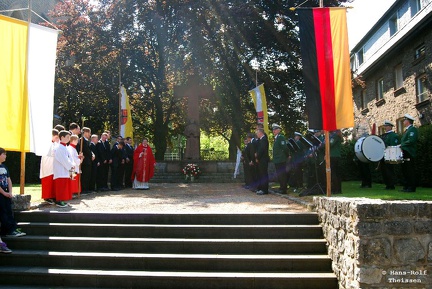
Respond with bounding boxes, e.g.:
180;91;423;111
382;131;400;147
272;134;289;164
401;125;418;157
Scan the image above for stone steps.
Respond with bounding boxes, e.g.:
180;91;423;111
0;212;338;288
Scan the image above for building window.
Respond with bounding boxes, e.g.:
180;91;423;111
410;0;421;15
360;90;366;109
396;117;405;134
377;78;384;100
416;75;428;102
389;13;398;36
414;44;425;60
358;48;364;65
394;64;403;89
378;125;386;136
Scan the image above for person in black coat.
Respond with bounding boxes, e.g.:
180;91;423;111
77;127;93;194
124;137;134;188
110;140;125;191
89;134;100;192
96;132;111;191
255;128;269;195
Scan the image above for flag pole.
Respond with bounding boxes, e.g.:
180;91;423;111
118;67;122;136
317;0;332;197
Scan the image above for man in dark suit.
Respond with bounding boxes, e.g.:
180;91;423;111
110;140;125;191
89;134;100;192
124;137;134;188
96;132;111;191
247;133;258;191
77;127;93;194
255;128;269;195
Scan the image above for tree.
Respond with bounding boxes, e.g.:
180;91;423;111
51;0;353;160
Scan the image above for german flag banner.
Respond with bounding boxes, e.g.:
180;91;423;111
297;8;354;130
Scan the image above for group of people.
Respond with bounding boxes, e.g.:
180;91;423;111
0;123;157;254
242;112;419;197
241;123;342;196
39;123;156;208
360;113;419;192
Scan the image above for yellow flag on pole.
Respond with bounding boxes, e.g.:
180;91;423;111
249;84;269;135
120;85;134;140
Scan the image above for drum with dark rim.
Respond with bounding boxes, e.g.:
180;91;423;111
354;135;385;163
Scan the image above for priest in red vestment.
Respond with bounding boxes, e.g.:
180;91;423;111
131;138;156;189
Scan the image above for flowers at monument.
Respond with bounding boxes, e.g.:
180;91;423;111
182;163;201;177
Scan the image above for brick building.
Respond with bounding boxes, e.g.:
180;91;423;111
350;0;432;135
0;0;57;24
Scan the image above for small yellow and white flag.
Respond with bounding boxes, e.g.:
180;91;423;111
249;84;269;135
120;85;134;140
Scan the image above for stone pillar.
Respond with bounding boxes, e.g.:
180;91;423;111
174;76;213;161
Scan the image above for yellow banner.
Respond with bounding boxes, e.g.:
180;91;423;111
249;84;269;135
0;15;29;151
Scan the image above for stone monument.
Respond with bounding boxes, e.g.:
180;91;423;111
175;75;213;160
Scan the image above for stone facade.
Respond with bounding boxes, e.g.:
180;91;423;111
351;0;432;135
314;197;432;289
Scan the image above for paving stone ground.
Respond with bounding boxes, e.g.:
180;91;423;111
32;183;308;213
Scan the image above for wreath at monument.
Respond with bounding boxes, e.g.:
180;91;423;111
182;163;201;178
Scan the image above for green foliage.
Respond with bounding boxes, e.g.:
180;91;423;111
417;124;432;187
4;152;40;184
49;0;356;162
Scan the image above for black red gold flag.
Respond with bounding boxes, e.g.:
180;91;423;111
297;8;354;130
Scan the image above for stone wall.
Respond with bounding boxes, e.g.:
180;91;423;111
313;197;432;289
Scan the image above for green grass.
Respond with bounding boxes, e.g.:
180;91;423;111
275;181;432;202
12;184;42;203
14;181;432;205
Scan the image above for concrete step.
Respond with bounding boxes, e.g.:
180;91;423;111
18;223;324;239
5;236;328;254
0;212;337;288
6;250;333;272
0;267;338;289
14;212;320;225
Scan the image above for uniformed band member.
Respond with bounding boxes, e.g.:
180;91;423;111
400;114;418;192
380;120;400;190
271;124;289;194
288;132;304;191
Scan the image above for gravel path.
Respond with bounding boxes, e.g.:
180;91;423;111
33;183;307;213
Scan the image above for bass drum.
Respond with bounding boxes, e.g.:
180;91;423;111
355;135;385;163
